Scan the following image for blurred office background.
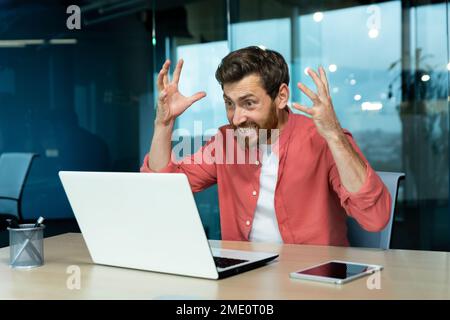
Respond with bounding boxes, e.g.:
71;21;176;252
0;0;449;251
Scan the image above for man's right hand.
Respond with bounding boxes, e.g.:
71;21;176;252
155;59;206;126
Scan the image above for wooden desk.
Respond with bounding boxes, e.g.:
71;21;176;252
0;233;449;299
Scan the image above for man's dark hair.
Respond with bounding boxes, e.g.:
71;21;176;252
215;46;290;100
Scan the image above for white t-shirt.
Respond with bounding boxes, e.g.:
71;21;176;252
249;144;283;243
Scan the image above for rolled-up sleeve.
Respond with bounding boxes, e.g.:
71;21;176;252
140;134;218;193
328;131;392;232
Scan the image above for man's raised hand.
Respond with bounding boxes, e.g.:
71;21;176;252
292;66;342;141
155;59;206;126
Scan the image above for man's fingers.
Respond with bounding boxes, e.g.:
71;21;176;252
162;59;170;87
157;68;165;91
188;91;207;105
318;66;329;95
157;60;170;91
172;59;184;84
297;82;319;103
307;68;327;98
292;102;314;116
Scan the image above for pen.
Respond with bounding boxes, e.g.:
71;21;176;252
33;216;45;228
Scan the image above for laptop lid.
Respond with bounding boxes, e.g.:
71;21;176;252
59;171;220;279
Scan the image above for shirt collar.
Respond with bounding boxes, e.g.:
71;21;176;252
278;107;294;149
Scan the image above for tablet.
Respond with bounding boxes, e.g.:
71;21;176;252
289;260;383;284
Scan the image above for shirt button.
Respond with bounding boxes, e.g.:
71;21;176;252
252;190;257;196
255;160;260;166
246;220;251;226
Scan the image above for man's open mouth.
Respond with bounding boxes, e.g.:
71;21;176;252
236;126;258;137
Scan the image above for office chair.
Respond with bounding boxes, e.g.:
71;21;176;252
347;171;405;250
0;153;38;230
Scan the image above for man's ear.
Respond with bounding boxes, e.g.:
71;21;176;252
276;83;289;109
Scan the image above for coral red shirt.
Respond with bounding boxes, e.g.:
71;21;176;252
140;110;391;246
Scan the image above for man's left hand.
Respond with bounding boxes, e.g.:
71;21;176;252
293;67;343;142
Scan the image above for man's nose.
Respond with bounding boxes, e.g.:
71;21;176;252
232;107;247;127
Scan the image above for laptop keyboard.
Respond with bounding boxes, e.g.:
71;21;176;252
213;256;249;269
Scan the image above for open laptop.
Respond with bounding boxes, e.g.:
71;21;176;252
58;171;278;280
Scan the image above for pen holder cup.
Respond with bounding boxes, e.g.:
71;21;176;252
7;224;45;269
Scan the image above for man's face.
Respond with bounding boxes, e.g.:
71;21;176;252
223;74;279;148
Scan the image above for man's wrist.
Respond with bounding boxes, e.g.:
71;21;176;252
154;117;174;129
324;128;346;146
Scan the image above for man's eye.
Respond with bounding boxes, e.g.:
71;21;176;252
245;101;254;107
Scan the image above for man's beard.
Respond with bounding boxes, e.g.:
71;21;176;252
233;102;279;149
